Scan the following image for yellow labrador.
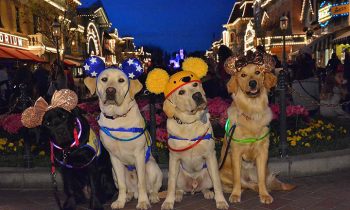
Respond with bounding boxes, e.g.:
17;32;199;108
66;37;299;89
161;81;228;210
87;68;163;209
220;53;295;205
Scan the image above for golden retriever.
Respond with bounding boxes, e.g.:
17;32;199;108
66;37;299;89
161;80;228;210
219;53;295;204
86;68;163;210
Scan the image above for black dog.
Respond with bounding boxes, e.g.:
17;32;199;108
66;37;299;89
42;107;114;210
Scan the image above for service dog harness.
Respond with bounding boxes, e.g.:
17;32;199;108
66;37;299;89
99;119;152;171
50;118;101;174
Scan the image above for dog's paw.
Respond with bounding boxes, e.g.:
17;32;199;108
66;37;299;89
161;201;174;210
149;192;160;204
202;189;214;200
259;193;273;204
216;200;229;210
175;190;184;202
136;200;151;209
229;193;241;203
111;199;126;209
126;192;134;202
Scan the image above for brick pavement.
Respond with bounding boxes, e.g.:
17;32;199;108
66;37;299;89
1;169;350;210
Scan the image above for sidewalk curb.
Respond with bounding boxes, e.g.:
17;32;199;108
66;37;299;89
1;148;350;189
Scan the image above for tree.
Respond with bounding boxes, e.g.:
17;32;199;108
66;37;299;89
24;0;81;61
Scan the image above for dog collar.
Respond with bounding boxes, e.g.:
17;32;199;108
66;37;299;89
50;128;100;174
173;116;197;125
103;106;133;120
225;119;270;144
50;118;82;150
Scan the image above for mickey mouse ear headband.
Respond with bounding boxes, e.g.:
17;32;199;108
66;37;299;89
146;57;208;98
224;51;275;75
21;89;78;128
83;56;145;94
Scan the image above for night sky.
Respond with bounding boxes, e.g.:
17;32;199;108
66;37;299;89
80;0;235;52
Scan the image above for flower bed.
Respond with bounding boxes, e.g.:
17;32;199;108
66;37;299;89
0;97;349;166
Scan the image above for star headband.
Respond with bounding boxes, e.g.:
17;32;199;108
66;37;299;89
21;89;78;128
83;56;144;80
224;52;275;75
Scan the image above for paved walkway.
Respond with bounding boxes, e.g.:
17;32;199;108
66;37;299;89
1;169;350;210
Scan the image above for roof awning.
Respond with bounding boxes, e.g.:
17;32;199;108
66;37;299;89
63;59;81;67
0;46;45;62
333;31;350;44
307;33;334;51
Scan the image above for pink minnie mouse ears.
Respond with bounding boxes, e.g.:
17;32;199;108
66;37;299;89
224;51;275;75
21;89;78;128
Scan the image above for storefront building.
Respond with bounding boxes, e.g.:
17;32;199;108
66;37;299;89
0;0;47;66
223;0;254;55
253;0;307;61
308;0;350;68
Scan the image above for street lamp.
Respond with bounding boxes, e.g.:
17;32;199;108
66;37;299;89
280;15;288;65
52;18;61;77
278;14;289;158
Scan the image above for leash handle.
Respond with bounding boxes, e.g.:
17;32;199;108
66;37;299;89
167;127;210;152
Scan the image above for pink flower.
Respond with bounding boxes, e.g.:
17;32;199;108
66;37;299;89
85;114;100;136
2;114;23;134
78;101;100;114
207;97;231;119
269;104;309;120
156;128;168;143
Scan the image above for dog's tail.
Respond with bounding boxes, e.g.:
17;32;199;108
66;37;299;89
267;173;296;191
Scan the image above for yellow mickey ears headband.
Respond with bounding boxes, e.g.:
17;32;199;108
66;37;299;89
146;57;208;98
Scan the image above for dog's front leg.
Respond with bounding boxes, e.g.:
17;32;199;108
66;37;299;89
206;152;229;209
135;151;151;209
256;150;273;204
62;168;76;210
229;149;242;203
161;153;180;210
89;167;103;210
110;156;127;209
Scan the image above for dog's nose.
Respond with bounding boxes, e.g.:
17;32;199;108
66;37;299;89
249;80;257;89
192;92;204;105
106;87;116;95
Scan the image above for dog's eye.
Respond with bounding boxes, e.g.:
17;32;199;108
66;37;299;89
255;71;261;75
118;78;125;83
241;73;247;78
45;121;50;126
193;83;198;87
179;90;185;95
101;77;108;82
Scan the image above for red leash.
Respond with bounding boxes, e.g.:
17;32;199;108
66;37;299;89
167;127;209;152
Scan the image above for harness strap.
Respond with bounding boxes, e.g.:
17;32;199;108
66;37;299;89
100;120;147;142
126;131;152;171
167;127;210;152
169;133;212;141
225;119;270;144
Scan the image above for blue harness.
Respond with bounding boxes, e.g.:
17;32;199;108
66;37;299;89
169;133;212;170
100;123;152;171
168;133;212;141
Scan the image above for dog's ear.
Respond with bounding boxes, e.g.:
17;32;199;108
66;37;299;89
227;76;238;95
264;72;277;91
163;99;176;118
129;79;143;99
84;77;97;95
